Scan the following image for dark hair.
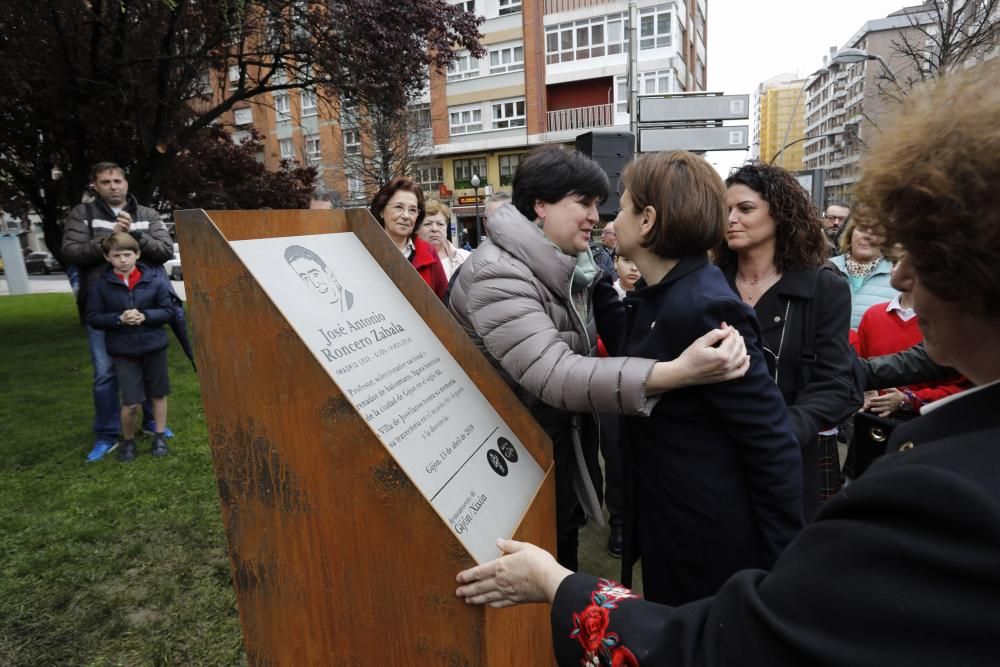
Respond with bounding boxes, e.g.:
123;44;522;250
101;232;139;254
715;162;827;272
621;151;726;258
284;244;328;271
825;200;851;213
855;62;1000;317
91;161;125;182
511;147;608;221
369;177;425;239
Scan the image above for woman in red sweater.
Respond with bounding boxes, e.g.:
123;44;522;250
370;178;448;300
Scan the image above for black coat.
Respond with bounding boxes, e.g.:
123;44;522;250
619;255;803;605
723;265;862;447
551;381;1000;667
86;264;173;356
864;340;957;389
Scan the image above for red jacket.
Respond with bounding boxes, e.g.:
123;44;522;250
410;237;448;301
854;301;968;407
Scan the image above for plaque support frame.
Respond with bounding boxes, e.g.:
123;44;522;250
176;208;556;665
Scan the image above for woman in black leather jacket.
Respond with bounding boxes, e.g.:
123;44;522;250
715;163;863;519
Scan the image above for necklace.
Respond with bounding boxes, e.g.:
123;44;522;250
736;270;781;304
736;269;778;286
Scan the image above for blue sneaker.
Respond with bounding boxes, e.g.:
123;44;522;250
86;440;119;463
142;422;174;438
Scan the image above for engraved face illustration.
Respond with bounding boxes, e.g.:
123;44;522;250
284;244;352;311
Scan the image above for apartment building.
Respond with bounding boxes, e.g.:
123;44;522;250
751;73;807;171
802;6;928;205
436;0;707;235
226;0;707;238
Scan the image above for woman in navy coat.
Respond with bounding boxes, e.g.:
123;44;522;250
613;151;803;605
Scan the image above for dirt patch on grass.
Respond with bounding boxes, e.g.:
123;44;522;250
125;608;164;626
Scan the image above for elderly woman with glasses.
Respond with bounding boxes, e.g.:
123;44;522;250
370;177;448;300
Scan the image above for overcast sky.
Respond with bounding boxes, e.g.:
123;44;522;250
703;0;912;174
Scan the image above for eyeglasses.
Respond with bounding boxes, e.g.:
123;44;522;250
824;214;847;222
391;204;420;217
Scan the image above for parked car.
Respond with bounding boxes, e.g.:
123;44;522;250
24;252;62;275
163;243;182;281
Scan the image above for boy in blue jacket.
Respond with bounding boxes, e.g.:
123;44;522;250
86;233;173;462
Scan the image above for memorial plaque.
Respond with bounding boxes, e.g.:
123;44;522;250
176;208;556;664
230;233;544;563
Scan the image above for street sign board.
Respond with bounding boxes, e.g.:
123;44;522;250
638;94;750;123
639;126;749;152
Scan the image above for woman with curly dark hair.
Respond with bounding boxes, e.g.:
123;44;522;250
715;162;862;518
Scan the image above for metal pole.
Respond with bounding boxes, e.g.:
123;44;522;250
474;186;481;247
628;0;638;143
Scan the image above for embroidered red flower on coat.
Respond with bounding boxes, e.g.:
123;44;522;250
575;604;610;652
611;646;639;667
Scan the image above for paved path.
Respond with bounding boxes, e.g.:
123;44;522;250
0;274;186;300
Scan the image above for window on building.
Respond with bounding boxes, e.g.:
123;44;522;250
615;76;628;113
409;103;432;131
498;0;520;15
615;71;675;113
413;164;444;191
233;107;253;126
491;98;525;129
342;128;360;155
640;69;674;95
451;0;475;13
279;138;295;160
639;5;671;50
546;13;627;64
301;90;317;117
454;157;488;189
449;105;483;134
274;93;291;122
228;65;240;83
231;130;250;145
347;173;365;200
498;153;524;186
197;70;213;95
447;51;482;82
489;43;524;74
305;134;322;163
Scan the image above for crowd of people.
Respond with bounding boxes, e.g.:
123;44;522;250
452;62;1000;666
61;55;999;665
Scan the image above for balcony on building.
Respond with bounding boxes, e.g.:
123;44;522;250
545;77;617;136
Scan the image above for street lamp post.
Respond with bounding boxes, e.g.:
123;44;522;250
471;173;481;248
771;130;846;165
830;47;895;80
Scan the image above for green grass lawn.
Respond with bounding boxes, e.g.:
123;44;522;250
0;294;244;666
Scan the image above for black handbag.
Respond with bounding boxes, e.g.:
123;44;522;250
845;411;915;478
